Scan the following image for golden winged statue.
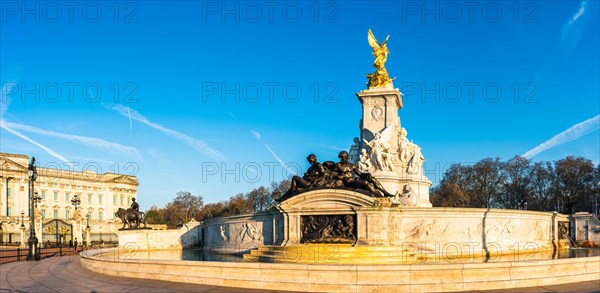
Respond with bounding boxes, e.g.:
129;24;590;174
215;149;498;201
366;29;394;89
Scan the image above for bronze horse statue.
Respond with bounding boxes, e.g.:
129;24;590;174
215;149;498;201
115;208;147;229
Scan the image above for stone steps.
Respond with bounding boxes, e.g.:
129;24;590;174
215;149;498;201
243;245;417;264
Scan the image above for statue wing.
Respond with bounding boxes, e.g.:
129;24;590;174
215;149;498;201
381;35;390;47
368;29;380;49
363;128;376;142
379;125;395;148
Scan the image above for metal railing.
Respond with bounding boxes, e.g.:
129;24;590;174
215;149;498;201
0;243;116;264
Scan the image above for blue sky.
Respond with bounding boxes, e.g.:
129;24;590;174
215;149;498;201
1;1;599;209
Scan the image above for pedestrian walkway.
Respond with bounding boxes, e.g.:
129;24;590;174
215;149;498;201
0;255;287;292
1;255;598;292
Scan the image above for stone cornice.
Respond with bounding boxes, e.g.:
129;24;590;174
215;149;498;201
0;153;138;186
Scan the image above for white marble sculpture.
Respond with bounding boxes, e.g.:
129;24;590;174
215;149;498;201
357;148;371;173
348;137;360;164
363;126;396;172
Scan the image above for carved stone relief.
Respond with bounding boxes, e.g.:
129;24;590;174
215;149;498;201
301;215;356;244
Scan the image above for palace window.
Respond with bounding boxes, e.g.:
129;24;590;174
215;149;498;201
66;210;70;219
98;194;103;204
41;191;46;200
88;194;92;204
7;207;11;217
120;195;124;205
113;195;117;204
87;211;92;220
42;209;46;218
98;211;103;221
65;192;70;202
53;209;58;219
7;188;11;198
54;191;58;201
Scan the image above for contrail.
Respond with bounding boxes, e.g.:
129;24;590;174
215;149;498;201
127;107;133;132
560;1;591;54
563;1;588;39
112;104;226;161
2;121;141;159
1;82;16;120
522;114;600;159
265;144;296;175
1;123;69;163
227;111;238;120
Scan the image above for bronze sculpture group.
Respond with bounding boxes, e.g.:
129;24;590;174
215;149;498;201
301;215;356;244
276;151;396;202
115;197;147;229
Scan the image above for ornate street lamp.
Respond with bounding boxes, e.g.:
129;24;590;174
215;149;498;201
71;194;81;216
27;157;40;261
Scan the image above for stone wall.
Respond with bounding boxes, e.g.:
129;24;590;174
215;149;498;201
81;248;600;292
271;190;569;257
117;190;570;256
117;221;201;250
571;212;600;247
201;213;274;253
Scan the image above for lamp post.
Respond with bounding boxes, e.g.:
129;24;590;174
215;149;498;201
71;194;81;216
85;214;91;246
27;157;40;261
70;194;82;247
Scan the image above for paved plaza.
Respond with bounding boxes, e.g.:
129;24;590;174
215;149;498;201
0;256;598;293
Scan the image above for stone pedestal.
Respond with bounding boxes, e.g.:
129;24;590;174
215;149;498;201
85;227;91;247
19;226;27;248
355;87;432;207
34;216;42;243
71;218;82;247
570;212;600;247
356;88;402;143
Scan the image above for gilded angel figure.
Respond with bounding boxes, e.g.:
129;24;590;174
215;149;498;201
368;29;390;71
366;29;394;88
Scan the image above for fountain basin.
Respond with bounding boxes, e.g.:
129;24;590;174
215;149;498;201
81;248;600;292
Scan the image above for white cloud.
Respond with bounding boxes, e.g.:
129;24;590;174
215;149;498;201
522;114;600;159
2;121;141;159
1;123;69;163
251;130;262;140
112;104;226;161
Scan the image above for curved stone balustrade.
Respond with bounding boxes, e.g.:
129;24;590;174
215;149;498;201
81;248;599;292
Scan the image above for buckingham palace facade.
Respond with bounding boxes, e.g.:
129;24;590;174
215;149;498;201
0;152;139;245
